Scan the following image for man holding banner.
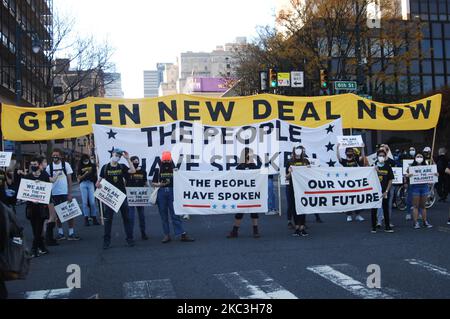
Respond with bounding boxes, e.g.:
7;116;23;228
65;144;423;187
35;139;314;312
97;148;136;249
371;149;394;234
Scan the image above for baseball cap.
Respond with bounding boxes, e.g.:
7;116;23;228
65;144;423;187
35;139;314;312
423;147;432;153
113;148;125;156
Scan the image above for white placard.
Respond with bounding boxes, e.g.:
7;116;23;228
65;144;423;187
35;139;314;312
94;179;127;213
409;165;438;185
337;135;364;148
17;178;52;204
291;71;304;88
174;170;268;215
126;187;151;207
0;152;12;167
402;160;414;174
292;167;382;214
54;199;83;223
392;167;403;185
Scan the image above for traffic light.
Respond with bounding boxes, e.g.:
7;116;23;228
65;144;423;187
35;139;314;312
269;68;278;88
320;69;328;89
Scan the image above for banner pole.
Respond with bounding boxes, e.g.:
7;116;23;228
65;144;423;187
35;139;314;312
431;126;437;164
278;174;282;217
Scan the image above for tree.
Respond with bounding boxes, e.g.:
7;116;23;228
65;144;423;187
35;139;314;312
234;0;423;99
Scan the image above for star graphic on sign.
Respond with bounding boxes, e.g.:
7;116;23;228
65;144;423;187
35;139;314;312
327;173;331;178
345;173;348;177
108;147;116;158
231;204;236;209
325;142;335;152
336;173;340;177
326;125;335;134
107;129;118;139
212;204;217;209
222;204;227;209
327;159;337;167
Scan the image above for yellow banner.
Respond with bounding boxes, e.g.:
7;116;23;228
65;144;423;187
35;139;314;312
0;93;442;141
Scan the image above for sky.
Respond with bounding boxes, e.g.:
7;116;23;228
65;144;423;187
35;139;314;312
54;0;276;98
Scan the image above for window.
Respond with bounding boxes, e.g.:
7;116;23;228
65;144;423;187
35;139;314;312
445;23;450;37
435;76;446;88
432;23;442;37
410;0;419;14
439;1;447;14
410;76;421;94
434;60;445;73
430;1;438;13
423;76;433;92
421;24;431;38
422;60;433;73
445;39;450;55
410;60;420;73
421;39;431;57
446;62;450;73
433;39;444;58
420;1;429;14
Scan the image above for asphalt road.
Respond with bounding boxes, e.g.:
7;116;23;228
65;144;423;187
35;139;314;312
5;184;450;299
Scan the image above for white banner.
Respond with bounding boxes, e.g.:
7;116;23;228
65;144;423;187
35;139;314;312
17;178;52;204
0;152;12;167
54;199;83;223
392;167;403;185
174;170;268;215
291;167;382;214
93;119;343;186
337;135;364;148
94;179;127;213
126;187;151;207
409;165;438;185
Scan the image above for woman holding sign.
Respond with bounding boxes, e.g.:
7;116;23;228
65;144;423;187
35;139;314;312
286;145;309;237
406;152;436;229
25;157;51;258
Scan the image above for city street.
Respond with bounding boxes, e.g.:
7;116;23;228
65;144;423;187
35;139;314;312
5;184;450;299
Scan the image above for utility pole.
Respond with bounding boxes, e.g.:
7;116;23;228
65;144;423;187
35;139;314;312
355;0;364;96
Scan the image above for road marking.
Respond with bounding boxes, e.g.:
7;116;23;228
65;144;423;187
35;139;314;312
214;270;298;299
123;279;176;299
438;227;450;234
24;288;73;299
405;259;450;278
306;265;393;299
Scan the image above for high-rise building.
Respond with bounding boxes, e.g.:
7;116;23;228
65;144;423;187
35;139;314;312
143;70;160;97
104;73;124;98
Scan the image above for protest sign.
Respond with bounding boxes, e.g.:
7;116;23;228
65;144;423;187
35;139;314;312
126;187;151;206
337;135;364;148
403;160;414;174
291;167;382;214
94;179;126;213
392;167;404;185
409;165;438;185
54;199;83;223
17;179;52;204
174;170;268;215
0;152;12;167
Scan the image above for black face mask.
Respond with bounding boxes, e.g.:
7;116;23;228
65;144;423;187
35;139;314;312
52;157;60;163
133;163;139;169
346;154;354;159
31;166;39;172
83;160;90;165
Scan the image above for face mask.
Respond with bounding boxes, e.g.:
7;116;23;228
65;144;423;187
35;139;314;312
31;166;39;172
83;160;90;165
378;156;386;164
295;148;303;156
346;154;354;159
111;156;120;163
415;157;424;164
410;151;416;157
52;157;60;163
133;163;139;169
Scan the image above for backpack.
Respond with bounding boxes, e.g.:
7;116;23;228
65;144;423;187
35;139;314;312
0;203;31;281
49;161;67;178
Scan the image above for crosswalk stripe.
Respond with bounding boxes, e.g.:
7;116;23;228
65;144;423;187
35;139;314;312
307;265;393;299
123;279;176;299
214;270;298;299
405;259;450;278
24;288;73;299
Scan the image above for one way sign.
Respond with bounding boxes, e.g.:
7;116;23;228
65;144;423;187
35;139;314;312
291;71;304;88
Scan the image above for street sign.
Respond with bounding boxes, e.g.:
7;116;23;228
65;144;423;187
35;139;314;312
291;71;304;88
334;81;357;90
277;72;291;87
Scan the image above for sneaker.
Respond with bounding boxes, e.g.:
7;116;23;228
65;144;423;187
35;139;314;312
92;218;101;226
384;228;394;233
161;236;172;244
287;222;294;229
31;249;40;258
226;231;238;239
182;215;190;220
347;216;353;222
292;229;301;237
141;234;149;241
180;233;195;242
103;241;111;250
371;229;377;234
414;222;421;229
38;248;49;255
56;234;66;241
390;223;395;228
406;214;412;221
265;210;278;216
68;234;81;241
355;215;365;222
300;229;309;237
423;221;433;229
376;223;382;229
447;219;450;225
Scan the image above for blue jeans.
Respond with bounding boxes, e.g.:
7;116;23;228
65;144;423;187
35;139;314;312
103;201;133;243
377;187;395;223
406;184;413;215
80;181;97;217
157;188;185;237
268;177;278;211
129;206;146;236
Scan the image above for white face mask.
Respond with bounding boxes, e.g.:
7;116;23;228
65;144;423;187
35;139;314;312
378;156;385;164
111;156;120;163
410;150;416;157
295;148;303;156
415;157;424;164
